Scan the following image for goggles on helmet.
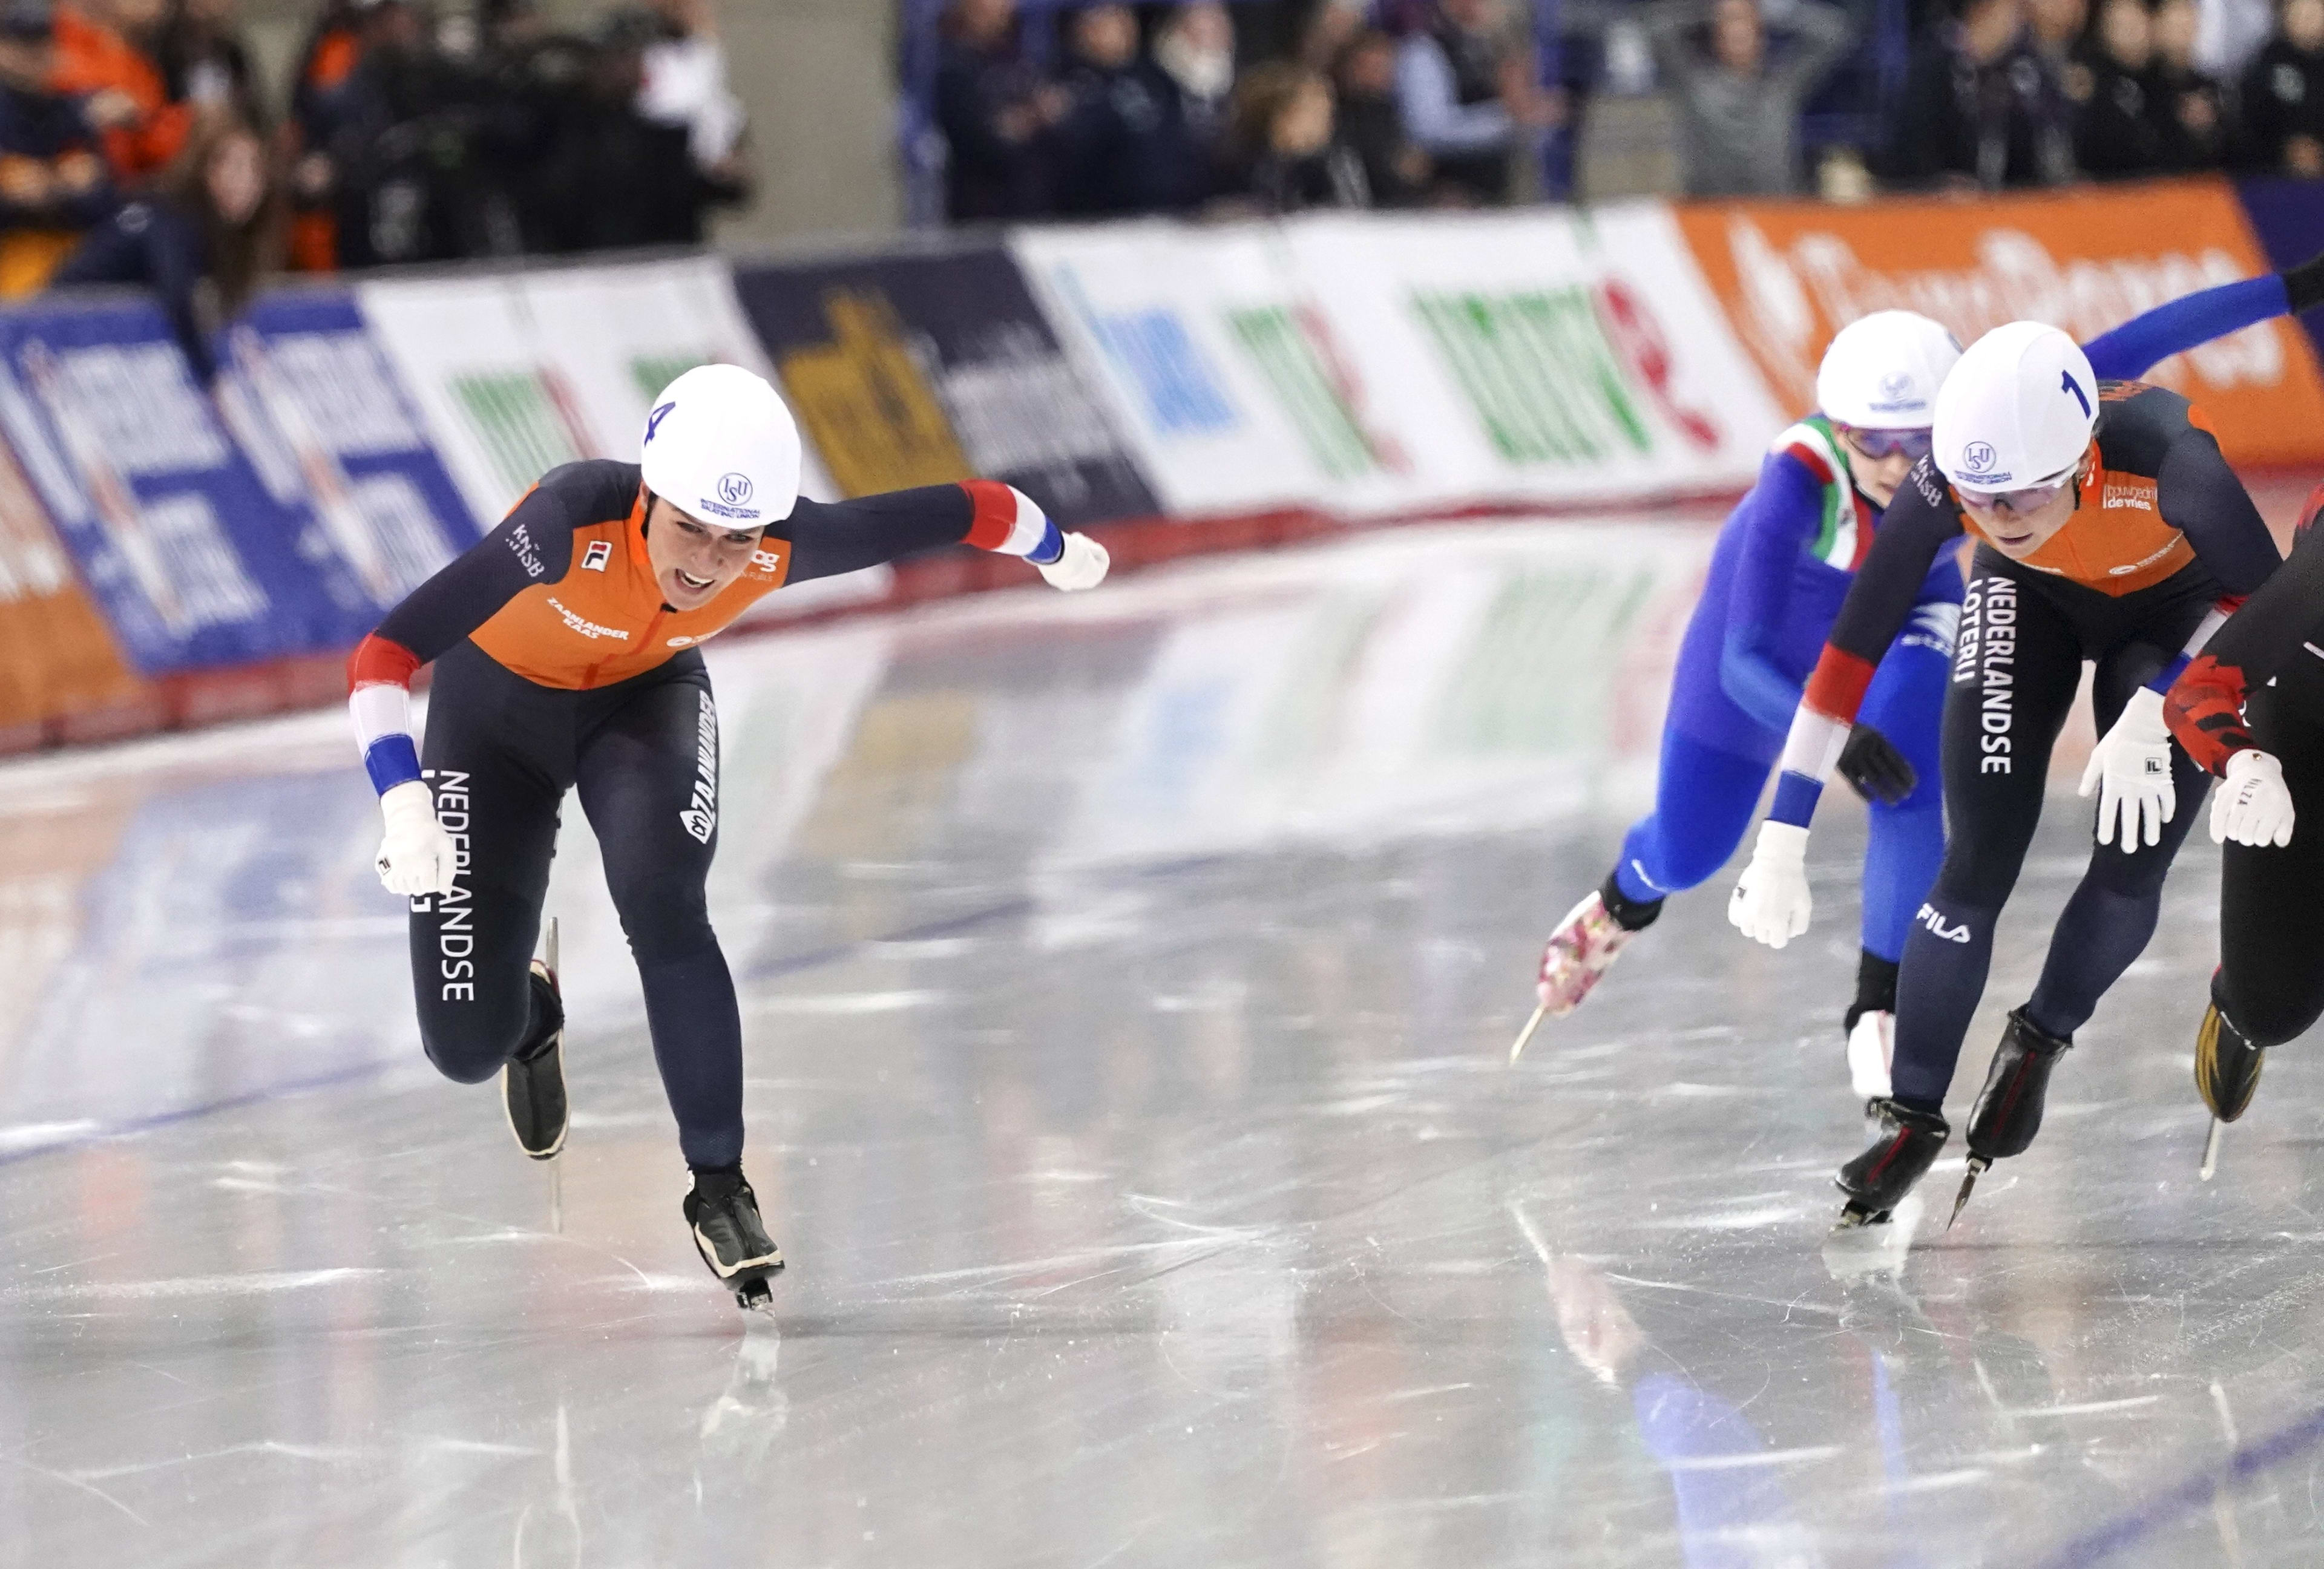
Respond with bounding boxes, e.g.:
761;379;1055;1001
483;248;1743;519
1837;425;1932;463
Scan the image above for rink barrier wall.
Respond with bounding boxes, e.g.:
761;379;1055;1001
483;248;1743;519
0;175;2317;755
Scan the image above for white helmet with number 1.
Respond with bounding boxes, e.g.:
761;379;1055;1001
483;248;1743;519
1935;323;2098;491
640;363;803;532
1814;310;1960;430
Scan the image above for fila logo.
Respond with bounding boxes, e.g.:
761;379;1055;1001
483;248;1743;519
582;540;612;572
1915;903;1972;944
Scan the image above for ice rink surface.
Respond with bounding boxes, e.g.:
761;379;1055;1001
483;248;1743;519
5;512;2324;1567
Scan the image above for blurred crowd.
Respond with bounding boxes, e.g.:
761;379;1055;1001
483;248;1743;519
10;0;752;379
927;0;2324;221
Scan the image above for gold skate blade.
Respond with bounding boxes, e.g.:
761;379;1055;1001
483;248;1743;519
1508;1003;1548;1066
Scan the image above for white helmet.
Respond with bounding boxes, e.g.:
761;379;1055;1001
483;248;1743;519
1815;310;1960;430
640;363;803;531
1934;323;2098;492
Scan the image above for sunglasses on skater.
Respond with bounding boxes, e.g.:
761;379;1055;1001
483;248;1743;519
1837;426;1933;462
1953;473;2075;516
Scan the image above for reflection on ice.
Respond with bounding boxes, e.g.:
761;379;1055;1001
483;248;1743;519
0;517;2320;1566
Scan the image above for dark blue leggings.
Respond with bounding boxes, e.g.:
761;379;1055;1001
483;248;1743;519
1614;630;1949;961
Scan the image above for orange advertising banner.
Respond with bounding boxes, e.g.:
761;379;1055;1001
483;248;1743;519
0;439;146;736
1672;178;2324;468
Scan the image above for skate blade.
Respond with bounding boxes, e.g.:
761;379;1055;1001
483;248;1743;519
1835;1201;1892;1230
735;1274;780;1314
542;915;557;981
2200;1118;2224;1182
1508;1003;1548;1065
1948;1158;1989;1231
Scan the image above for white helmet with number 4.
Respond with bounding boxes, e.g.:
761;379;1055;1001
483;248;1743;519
1814;310;1960;430
1935;322;2099;491
640;364;803;532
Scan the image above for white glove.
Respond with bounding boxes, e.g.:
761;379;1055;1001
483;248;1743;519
2210;748;2296;848
375;779;458;897
1729;820;1813;949
2078;686;2176;850
1036;531;1108;591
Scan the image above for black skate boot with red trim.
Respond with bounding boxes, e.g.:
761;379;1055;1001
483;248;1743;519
1951;1006;2072;1225
1837;1100;1951;1227
686;1167;785;1312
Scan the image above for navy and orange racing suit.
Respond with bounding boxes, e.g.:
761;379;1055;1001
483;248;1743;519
1765;382;2280;1112
347;461;1059;1170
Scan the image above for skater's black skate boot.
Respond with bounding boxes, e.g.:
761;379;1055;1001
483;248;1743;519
501;954;567;1161
1951;1006;2072;1223
2196;1000;2264;1124
1836;1100;1951;1227
686;1167;784;1311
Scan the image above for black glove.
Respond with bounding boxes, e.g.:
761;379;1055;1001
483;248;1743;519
1839;724;1917;807
2288;249;2324;316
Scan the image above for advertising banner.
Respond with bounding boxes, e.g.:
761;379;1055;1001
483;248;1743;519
1673;179;2324;467
219;289;480;618
2236;178;2324;362
737;241;1155;526
0;433;143;732
518;257;781;463
0;298;353;673
1014;208;1784;518
355;274;591;526
1281;207;1787;509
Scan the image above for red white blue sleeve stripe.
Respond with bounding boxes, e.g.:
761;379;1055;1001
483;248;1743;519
2144;600;2237;696
1767;646;1879;828
962;481;1063;563
349;635;423;797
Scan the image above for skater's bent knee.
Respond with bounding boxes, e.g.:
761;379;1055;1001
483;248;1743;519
418;1002;531;1084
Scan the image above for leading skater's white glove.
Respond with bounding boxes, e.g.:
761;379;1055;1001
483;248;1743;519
1729;821;1813;949
2078;687;2176;850
375;779;458;897
1037;531;1109;591
2210;748;2296;848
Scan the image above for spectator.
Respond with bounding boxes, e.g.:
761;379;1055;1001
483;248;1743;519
2151;0;2233;166
530;10;743;251
1644;0;1854;196
2075;0;2170;175
1885;0;2077;188
321;0;474;267
1225;59;1367;211
1046;2;1193;217
1332;28;1430;203
2239;0;2324;172
1147;0;1233;207
933;0;1058;220
284;0;365;268
2030;0;2091;98
1394;0;1557;203
152;0;261;127
2197;0;2274;79
633;0;747;189
0;0;116;295
50;0;190;181
50;114;281;380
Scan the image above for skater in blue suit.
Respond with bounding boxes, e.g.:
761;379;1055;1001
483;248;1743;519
1530;264;2323;1102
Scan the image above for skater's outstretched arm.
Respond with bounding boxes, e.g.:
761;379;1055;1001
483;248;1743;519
2167;491;2324;776
1718;446;1834;733
1767;467;1965;831
2080;251;2324;382
781;479;1110;591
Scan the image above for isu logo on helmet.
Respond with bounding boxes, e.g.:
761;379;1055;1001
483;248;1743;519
717;473;754;508
1960;441;2005;482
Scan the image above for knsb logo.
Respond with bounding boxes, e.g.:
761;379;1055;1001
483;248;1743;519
1915;903;1972;944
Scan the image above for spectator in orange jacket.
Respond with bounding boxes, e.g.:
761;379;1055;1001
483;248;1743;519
50;0;191;180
